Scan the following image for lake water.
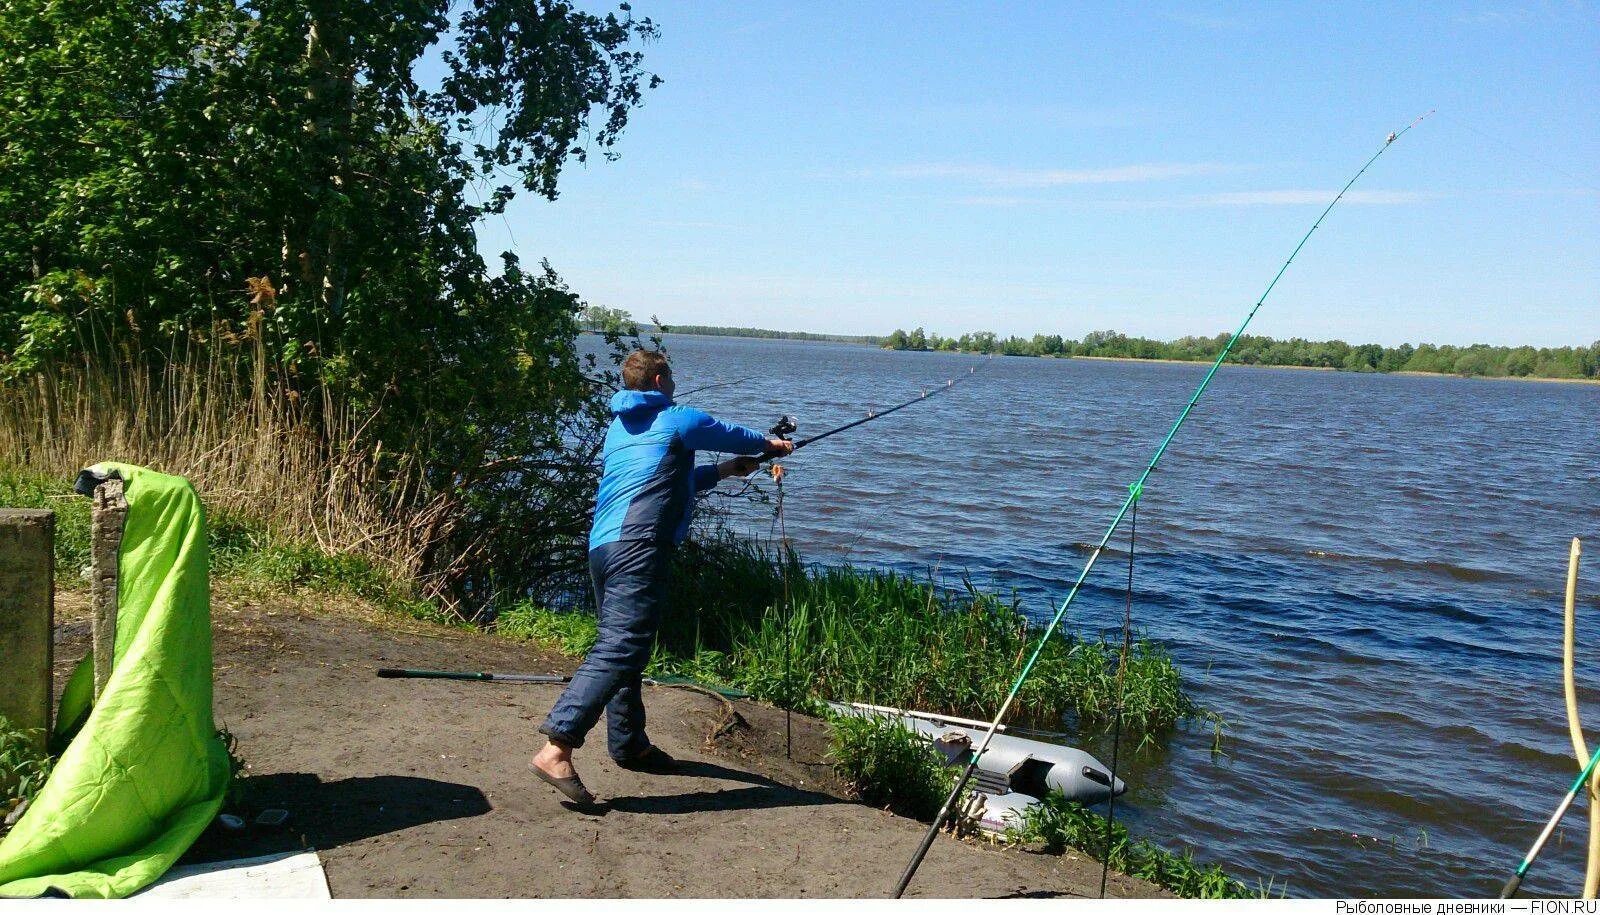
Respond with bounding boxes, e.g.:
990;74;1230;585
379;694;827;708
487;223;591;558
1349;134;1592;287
594;333;1600;897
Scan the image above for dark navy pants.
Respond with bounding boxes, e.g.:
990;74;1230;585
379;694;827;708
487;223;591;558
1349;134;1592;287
539;539;671;760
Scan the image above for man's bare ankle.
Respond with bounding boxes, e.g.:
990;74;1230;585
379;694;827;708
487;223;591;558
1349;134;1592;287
533;740;575;771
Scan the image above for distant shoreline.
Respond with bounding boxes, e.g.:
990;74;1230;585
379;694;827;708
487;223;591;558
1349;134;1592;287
641;331;1600;387
1388;369;1600;386
1072;354;1332;371
1075;354;1600;385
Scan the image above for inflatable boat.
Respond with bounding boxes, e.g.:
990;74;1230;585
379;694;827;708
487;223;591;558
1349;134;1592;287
827;701;1127;834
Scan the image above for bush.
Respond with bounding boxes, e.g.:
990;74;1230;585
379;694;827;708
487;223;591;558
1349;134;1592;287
0;467;447;624
827;714;953;821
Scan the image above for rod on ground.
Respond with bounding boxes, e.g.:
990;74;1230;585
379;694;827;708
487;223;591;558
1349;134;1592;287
1502;744;1600;898
374;668;751;698
891;116;1428;898
377;667;569;683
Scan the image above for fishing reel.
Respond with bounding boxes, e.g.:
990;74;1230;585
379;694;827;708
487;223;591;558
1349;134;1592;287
766;415;796;484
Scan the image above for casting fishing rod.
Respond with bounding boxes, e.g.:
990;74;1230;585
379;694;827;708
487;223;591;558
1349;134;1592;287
1502;743;1600;898
891;114;1431;898
767;359;986;453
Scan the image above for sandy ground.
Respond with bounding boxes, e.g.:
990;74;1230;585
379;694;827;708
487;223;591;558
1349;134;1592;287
52;587;1163;899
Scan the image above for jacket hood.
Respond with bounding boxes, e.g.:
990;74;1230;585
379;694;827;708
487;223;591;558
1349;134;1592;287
610;389;673;416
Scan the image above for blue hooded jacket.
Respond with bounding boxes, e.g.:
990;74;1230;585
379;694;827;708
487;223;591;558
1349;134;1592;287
590;390;772;550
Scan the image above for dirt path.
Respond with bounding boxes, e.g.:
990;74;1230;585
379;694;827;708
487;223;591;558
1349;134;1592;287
55;589;1163;899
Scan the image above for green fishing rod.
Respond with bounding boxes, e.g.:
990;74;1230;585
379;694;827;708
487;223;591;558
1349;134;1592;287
1501;743;1600;898
891;114;1430;898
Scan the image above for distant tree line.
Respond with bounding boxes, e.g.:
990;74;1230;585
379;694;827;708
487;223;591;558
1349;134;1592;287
881;328;1600;380
578;309;883;344
666;324;882;344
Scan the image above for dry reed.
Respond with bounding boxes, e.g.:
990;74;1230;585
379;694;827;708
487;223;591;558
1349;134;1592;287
0;326;438;590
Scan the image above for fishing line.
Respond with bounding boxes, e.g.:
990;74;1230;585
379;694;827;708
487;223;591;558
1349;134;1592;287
1099;498;1138;899
892;114;1430;898
773;465;795;759
706;360;984;502
785;358;987;452
1434;110;1600;195
679;375;755;398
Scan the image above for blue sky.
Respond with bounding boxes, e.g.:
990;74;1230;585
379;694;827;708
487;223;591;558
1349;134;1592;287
471;2;1598;348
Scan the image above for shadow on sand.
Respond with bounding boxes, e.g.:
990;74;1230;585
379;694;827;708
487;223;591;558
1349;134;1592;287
590;758;846;817
182;773;491;864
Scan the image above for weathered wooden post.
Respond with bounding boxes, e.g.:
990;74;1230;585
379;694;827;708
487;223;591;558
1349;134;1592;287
90;478;127;700
0;509;54;749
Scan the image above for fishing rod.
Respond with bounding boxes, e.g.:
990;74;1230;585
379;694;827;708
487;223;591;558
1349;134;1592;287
891;114;1430;898
1502;743;1600;898
374;667;750;698
379;667;571;684
768;359;986;452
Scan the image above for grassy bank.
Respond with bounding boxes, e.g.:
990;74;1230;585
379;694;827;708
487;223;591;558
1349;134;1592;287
500;534;1215;746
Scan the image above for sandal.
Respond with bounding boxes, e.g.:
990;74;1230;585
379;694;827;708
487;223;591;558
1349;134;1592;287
615;745;679;773
530;761;599;805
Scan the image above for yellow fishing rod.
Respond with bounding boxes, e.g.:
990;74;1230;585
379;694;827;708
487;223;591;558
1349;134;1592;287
892;114;1431;897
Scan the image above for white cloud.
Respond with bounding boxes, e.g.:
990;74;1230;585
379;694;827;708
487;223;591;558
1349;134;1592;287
1183;189;1436;206
950;189;1436;209
886;162;1230;187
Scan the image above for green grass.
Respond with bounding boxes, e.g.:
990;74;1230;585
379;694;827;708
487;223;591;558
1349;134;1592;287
0;470;90;579
664;536;1208;742
1003;790;1268;899
0;716;53;835
497;602;599;656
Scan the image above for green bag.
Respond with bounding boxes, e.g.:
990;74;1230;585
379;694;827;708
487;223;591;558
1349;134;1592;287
0;463;231;898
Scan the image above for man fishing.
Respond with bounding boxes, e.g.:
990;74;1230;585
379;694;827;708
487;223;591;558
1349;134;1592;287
530;348;793;805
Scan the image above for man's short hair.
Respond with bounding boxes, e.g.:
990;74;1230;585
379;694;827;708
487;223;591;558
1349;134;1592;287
622;349;671;391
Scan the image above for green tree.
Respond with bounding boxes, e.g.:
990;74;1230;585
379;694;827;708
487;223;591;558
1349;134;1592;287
582;305;637;334
0;0;662;606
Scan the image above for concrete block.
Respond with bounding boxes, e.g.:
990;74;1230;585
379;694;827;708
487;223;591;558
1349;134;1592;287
0;508;54;749
90;479;126;700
